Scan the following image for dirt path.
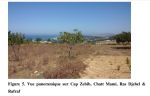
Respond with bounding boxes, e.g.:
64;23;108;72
80;55;131;79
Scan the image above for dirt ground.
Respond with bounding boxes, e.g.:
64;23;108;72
80;56;131;79
8;44;131;79
79;45;131;79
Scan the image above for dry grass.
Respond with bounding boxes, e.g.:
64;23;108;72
8;44;91;79
8;43;131;79
43;56;86;79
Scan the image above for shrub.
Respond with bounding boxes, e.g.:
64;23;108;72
113;32;131;44
126;57;131;71
43;56;86;79
8;31;25;61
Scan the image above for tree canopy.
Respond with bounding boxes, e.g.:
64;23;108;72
113;32;131;44
36;38;42;42
58;30;84;44
8;31;25;45
58;29;84;57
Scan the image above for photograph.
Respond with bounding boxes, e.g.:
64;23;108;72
8;2;131;79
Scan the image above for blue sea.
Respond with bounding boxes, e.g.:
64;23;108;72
25;34;58;40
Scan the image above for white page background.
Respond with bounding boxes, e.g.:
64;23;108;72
0;0;150;96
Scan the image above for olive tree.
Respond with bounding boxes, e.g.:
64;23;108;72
58;29;84;57
36;38;42;43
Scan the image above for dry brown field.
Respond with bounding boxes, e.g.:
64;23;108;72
8;43;131;79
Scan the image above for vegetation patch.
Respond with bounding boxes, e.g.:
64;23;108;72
43;56;86;79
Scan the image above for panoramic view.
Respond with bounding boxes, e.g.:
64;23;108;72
8;2;131;79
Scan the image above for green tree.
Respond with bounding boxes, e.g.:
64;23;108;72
58;29;84;57
113;32;131;44
47;38;51;42
8;31;25;45
36;38;42;43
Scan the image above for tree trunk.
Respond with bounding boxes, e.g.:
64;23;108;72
68;44;73;58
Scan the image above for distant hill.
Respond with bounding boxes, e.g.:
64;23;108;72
83;33;115;41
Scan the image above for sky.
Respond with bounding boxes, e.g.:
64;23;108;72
8;2;131;36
